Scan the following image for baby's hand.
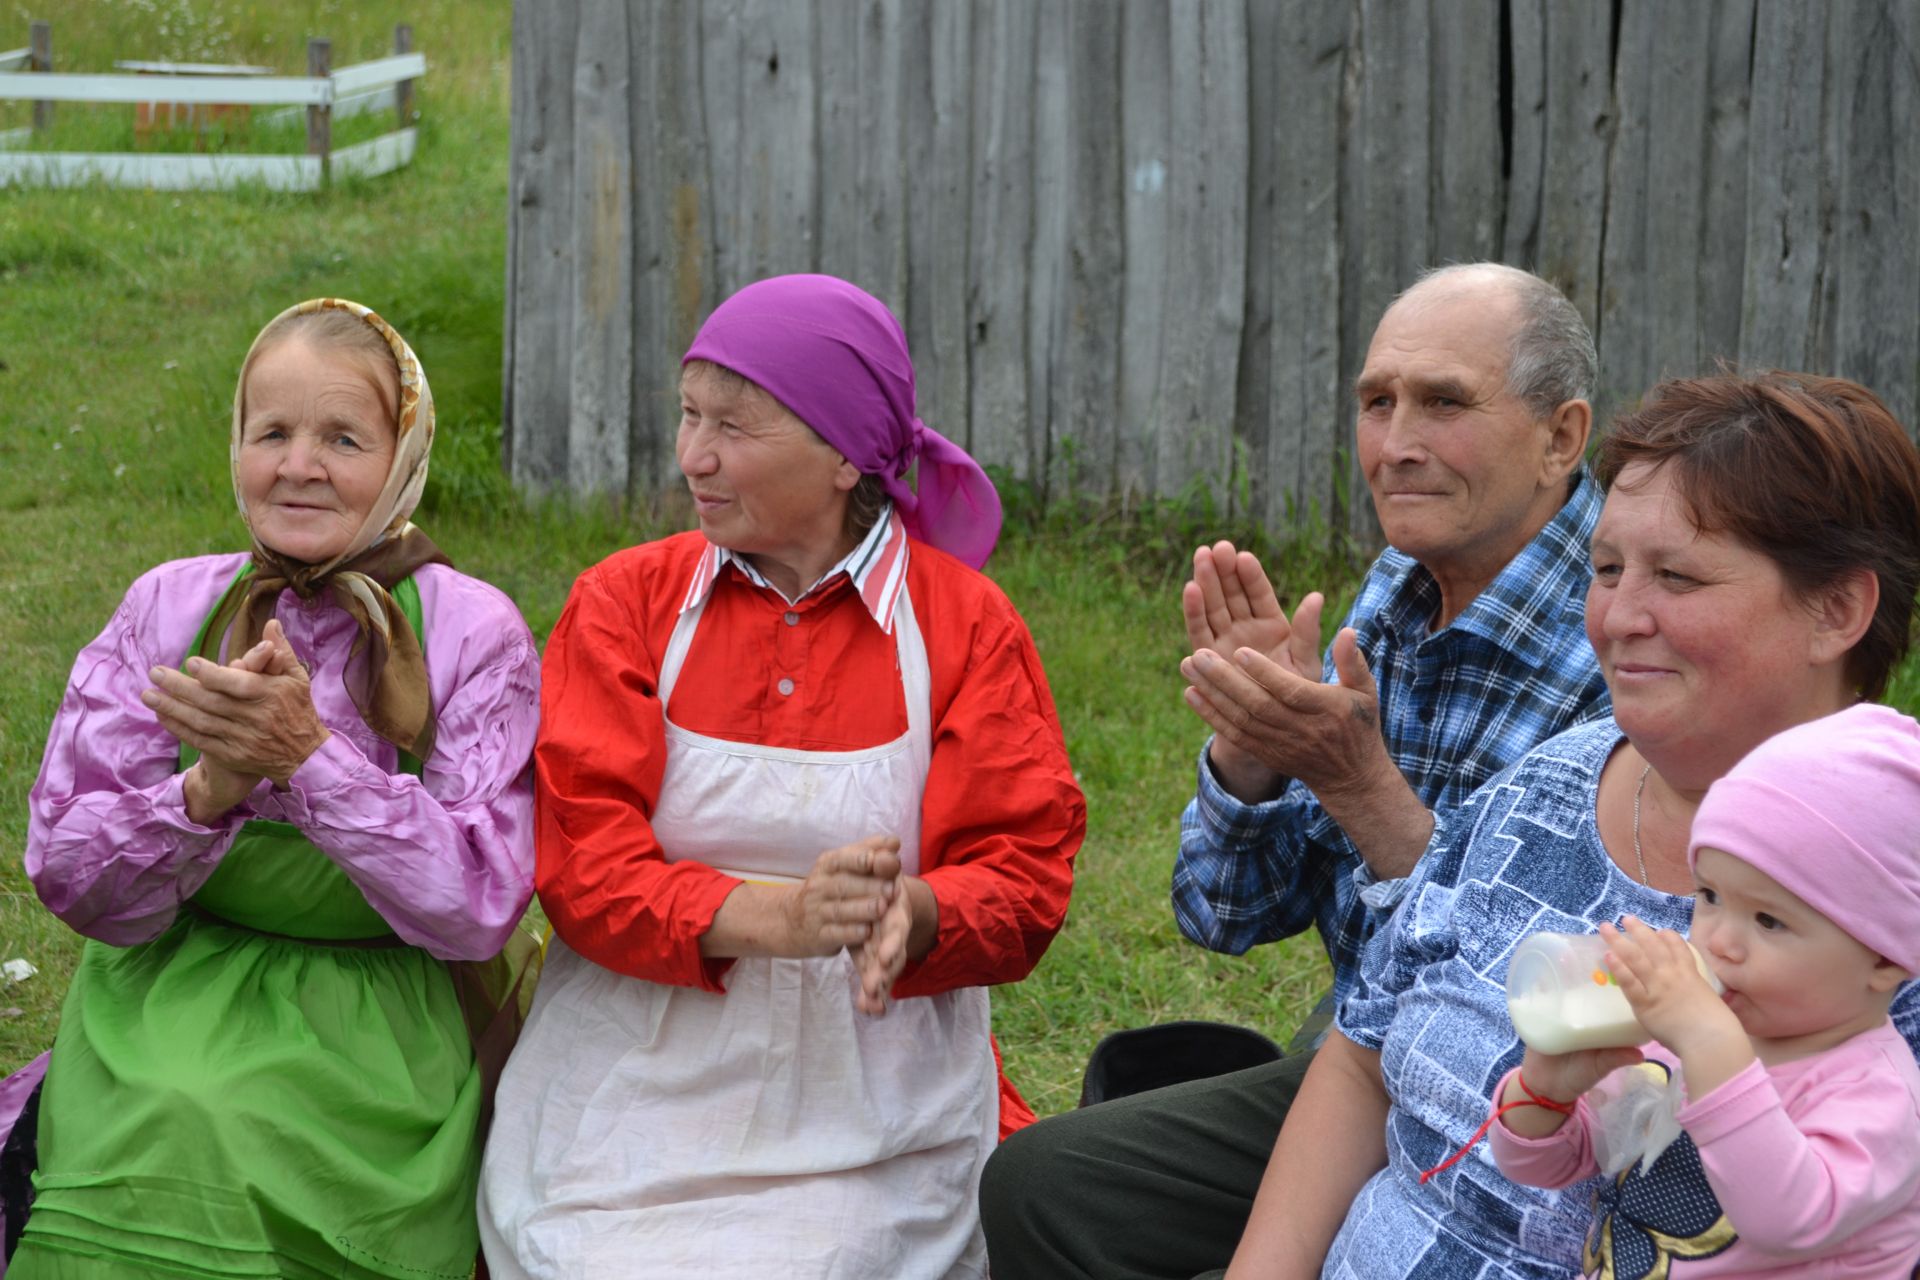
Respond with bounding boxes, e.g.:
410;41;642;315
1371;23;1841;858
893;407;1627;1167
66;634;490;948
1517;1043;1643;1108
1602;917;1741;1055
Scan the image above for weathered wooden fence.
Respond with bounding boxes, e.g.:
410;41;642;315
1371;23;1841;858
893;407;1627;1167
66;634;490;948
504;0;1920;539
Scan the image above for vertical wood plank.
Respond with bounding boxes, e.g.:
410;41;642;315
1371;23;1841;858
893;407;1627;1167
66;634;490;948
817;0;906;301
1534;1;1612;328
1028;0;1070;498
903;0;971;456
1821;0;1919;430
568;1;634;495
1118;0;1170;497
1698;0;1756;373
504;0;577;492
1597;0;1712;418
1740;0;1827;370
1053;0;1124;499
631;0;712;503
701;0;817;297
1155;0;1249;505
1428;0;1501;263
967;0;1038;476
1344;0;1430;540
1501;0;1547;267
1259;0;1346;533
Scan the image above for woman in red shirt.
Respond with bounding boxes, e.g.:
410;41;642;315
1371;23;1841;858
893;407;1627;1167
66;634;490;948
479;274;1085;1279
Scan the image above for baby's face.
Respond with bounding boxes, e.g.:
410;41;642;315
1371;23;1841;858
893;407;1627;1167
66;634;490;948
1689;847;1904;1062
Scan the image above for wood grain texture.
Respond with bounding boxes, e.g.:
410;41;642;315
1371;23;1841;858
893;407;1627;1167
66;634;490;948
1820;0;1919;430
1259;0;1345;532
630;0;710;502
903;0;972;456
566;2;633;497
966;0;1037;476
1740;0;1827;370
504;0;1920;517
504;0;577;492
1154;0;1249;505
1054;0;1123;499
1117;0;1171;497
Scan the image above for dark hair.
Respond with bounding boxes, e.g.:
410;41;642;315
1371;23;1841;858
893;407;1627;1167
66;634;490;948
1595;372;1920;700
681;358;889;540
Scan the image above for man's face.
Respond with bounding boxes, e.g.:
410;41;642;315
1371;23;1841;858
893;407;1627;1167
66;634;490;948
1353;286;1556;587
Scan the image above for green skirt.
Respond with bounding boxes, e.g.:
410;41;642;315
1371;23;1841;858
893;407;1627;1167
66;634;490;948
13;910;480;1279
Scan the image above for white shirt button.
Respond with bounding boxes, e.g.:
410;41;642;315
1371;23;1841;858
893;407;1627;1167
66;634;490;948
784;611;800;626
777;678;795;696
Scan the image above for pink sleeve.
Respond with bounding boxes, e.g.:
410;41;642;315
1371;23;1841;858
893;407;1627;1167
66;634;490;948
1487;1066;1605;1190
247;632;540;961
27;583;250;945
28;564;539;962
1683;1056;1920;1253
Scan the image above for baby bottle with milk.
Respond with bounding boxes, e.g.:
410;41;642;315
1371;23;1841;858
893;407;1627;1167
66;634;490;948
1506;932;1721;1055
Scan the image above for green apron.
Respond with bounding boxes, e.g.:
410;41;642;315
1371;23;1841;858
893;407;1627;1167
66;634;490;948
15;572;480;1280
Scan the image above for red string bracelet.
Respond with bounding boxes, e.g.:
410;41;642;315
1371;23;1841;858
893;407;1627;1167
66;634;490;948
1418;1075;1575;1184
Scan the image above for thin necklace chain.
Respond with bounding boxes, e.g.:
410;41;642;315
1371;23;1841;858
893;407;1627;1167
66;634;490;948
1631;762;1652;886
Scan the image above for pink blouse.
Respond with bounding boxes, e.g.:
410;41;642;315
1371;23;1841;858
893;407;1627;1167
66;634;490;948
27;553;538;961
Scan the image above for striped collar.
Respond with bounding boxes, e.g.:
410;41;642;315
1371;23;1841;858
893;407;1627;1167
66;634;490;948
679;505;911;632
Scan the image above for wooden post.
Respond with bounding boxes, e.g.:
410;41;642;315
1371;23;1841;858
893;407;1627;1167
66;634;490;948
394;23;415;125
307;36;332;178
29;20;51;131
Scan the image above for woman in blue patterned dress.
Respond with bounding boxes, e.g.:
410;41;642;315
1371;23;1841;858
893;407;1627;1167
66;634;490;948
1222;372;1920;1280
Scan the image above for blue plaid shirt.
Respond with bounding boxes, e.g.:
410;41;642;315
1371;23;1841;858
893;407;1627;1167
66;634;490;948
1172;470;1611;1012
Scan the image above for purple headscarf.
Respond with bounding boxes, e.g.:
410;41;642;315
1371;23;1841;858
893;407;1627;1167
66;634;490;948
682;274;1002;569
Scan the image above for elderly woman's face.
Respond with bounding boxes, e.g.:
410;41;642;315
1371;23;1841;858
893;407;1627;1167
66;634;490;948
1585;462;1841;780
677;365;859;576
238;337;398;564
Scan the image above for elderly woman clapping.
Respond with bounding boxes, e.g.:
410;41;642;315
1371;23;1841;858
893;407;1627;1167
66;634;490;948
478;274;1085;1279
16;300;538;1279
1222;373;1920;1279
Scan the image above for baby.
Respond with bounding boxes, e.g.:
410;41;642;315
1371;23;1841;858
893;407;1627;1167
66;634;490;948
1491;703;1920;1278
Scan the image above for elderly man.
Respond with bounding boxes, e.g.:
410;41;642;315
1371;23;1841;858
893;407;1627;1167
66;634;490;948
980;263;1611;1280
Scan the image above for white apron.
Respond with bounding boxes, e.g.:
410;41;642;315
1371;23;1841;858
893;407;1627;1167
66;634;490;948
480;585;997;1279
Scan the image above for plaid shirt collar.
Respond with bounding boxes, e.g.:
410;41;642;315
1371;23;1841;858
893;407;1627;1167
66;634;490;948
1372;468;1601;665
679;504;911;632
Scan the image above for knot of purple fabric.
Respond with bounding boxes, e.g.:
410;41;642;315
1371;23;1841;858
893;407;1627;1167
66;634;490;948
682;274;1002;569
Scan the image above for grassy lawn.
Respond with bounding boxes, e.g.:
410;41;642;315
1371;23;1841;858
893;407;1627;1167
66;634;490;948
0;0;1343;1116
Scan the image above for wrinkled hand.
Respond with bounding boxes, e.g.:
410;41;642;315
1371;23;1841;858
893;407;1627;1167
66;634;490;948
853;872;912;1015
1603;917;1741;1057
142;619;331;786
780;836;902;958
1182;542;1323;677
1180;624;1390;805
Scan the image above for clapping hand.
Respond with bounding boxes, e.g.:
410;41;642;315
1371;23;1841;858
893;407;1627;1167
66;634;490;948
782;836;903;958
1181;541;1324;679
143;620;332;821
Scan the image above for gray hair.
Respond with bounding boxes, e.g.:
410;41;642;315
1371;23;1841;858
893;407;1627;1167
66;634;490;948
1405;263;1596;420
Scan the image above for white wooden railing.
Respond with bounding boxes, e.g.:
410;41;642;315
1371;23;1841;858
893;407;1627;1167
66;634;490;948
0;23;424;192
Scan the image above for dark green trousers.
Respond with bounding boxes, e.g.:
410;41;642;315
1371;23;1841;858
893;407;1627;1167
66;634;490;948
979;1048;1315;1280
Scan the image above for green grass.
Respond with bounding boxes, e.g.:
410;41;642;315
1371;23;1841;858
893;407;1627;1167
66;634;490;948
0;0;1346;1116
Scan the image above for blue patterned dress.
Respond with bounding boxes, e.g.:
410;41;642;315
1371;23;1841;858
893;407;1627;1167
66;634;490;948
1325;720;1920;1278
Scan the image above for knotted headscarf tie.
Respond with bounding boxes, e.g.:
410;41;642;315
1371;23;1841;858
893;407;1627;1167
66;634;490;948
682;274;1003;568
198;298;448;759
